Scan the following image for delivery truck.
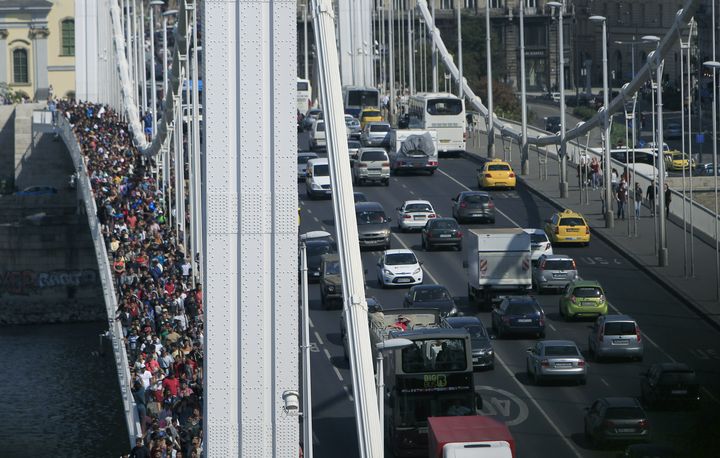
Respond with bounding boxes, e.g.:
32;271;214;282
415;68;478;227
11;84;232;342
465;228;532;307
428;416;515;458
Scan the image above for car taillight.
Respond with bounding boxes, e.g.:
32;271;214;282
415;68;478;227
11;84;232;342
457;231;463;238
577;360;586;367
382;162;390;166
509;172;515;178
638;419;648;429
539;260;546;269
358;162;368;168
404;214;412;219
460;202;467;208
572;260;577;269
540;359;549;367
463;131;468;141
570;295;576;303
602;420;615;429
488;201;495;208
636;325;641;343
585;226;590;234
428;160;438;166
398;161;405;166
428;214;436;218
485;173;493;178
539;316;545;326
554;227;559;235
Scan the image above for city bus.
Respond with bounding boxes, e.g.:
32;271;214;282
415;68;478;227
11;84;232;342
408;92;466;153
342;86;380;118
382;327;479;457
297;78;312;113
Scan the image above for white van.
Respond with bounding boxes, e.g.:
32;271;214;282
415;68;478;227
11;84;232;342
310;119;326;151
305;157;332;199
352;148;390;186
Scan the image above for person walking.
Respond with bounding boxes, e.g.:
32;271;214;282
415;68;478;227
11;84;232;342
591;157;601;189
634;183;643;218
611;168;619;194
616;178;627;220
646;182;656;217
664;183;672;219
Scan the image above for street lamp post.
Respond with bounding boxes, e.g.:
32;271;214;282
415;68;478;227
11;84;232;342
590;15;613;228
650;46;668;267
389;0;395;125
520;1;529;176
376;338;414;450
457;0;463;99
485;0;494;157
547;1;567;197
704;60;720;299
149;1;163;135
431;0;437;92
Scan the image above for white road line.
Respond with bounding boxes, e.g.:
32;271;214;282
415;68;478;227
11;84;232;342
313;216;320;222
323;348;332;360
548;323;557;332
321;225;327;231
309;317;314;328
436;169;522;228
391;233;440;284
306;208;312;214
314;331;324;345
494;352;584;458
702;387;720;404
333;366;344;382
343;385;355;402
600;377;609;387
313;431;320;445
401;183;407;188
409;190;415;195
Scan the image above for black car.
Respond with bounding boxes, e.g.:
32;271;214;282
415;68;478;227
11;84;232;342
444;316;494;369
353;191;368;203
403;285;457;316
640;363;701;409
491;296;545;338
544;116;561;134
305;238;336;282
584;397;650;448
421;217;463;251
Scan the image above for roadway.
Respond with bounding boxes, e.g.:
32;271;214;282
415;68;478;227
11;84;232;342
298;134;720;458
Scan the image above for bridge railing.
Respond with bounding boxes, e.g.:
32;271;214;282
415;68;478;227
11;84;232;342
53;112;141;447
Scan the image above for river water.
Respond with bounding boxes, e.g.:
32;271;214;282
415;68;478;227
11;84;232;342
0;321;128;457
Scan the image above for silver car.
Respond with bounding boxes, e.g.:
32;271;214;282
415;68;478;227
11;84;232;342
360;121;392;147
532;254;578;292
588;314;644;361
526;340;586;385
297;152;319;180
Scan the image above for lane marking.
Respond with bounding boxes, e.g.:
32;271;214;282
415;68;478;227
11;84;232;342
321;225;327;231
401;183;407;189
313;216;320;222
343;385;355;402
314;331;324;345
309;317;314;328
306;208;312;214
332;365;344;382
600;377;609;387
436;169;522;228
548;323;557;332
323;348;332;360
702;387;720;404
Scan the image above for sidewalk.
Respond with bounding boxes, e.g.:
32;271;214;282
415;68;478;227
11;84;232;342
465;134;720;330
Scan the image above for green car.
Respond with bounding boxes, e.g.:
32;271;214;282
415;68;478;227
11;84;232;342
559;280;608;320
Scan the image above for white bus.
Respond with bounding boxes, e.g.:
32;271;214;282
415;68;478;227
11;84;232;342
408;92;466;153
342;86;380;118
297;78;312;113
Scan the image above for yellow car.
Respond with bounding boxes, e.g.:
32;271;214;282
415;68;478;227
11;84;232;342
359;107;383;130
477;159;516;190
663;151;693;171
544;209;590;246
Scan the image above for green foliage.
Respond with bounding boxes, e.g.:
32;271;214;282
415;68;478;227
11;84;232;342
610;122;627;147
573;106;597;121
474;76;521;121
0;83;23;104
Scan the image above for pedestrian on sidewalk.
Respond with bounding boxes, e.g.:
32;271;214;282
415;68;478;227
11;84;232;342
591;157;600;189
664;183;672;219
611;168;619;194
646;182;656;216
616;178;627;220
634;183;643;218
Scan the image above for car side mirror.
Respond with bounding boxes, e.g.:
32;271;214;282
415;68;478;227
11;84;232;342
419;261;424;266
451;197;457;202
489;334;496;340
386;217;392;222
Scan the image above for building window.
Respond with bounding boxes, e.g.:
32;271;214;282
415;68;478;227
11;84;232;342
464;0;477;8
525;0;536;8
61;19;75;56
13;48;28;84
440;0;453;9
490;0;503;8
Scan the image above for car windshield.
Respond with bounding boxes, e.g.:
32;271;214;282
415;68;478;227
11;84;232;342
659;371;696;384
603;322;637;336
353;192;367;202
426;98;463;115
298;155;315;165
605;407;644;420
530;234;548;244
429;220;458;230
544;345;579;357
323;261;340;275
401;338;467;373
370;124;390;132
544;260;574;270
356;210;386;224
348;141;361;149
413;288;450;302
465;325;488;340
462;194;489;203
316;122;325;132
507;302;537;315
559;217;585;226
361;151;387;161
313;164;329;176
574;287;602;298
307;244;332;257
487;164;511;171
404;203;433;212
385;253;418;265
361;110;381;119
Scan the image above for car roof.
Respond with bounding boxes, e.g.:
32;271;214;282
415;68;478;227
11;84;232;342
569;280;602;288
384;248;415;256
402;199;432;206
538;254;573;261
409;284;448;291
428;217;457;224
523;228;547;235
307;157;328;166
459;191;490;197
355;201;385;211
539;340;579;347
298;152;318;157
366;121;390;127
556;209;585;218
305;238;333;247
599;397;642;408
445;316;484;328
601;314;637;323
652;362;693;372
505;295;539;304
485;159;511;166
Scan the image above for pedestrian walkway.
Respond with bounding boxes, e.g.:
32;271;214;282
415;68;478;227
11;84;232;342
466;133;720;330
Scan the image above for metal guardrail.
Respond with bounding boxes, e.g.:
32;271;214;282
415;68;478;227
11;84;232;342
52;112;141;447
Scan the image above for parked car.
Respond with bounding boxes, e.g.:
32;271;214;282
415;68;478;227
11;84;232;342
451;191;495;224
584;397;650;447
532;254;578;292
376;249;423;288
305;158;332;199
355;201;391;250
421;217;463;251
352;148;390;186
396;200;436;232
444;316;494;369
588;314;644;361
640;363;701;409
559;280;608;321
524;228;553;263
402;285;457;317
15;186;58;196
491;296;546;339
360;121;393;147
297;152;319;180
526;340;586;385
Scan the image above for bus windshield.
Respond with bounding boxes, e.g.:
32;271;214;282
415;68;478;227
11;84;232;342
347;90;379;108
297;81;309;91
426;98;463;116
401;338;467;373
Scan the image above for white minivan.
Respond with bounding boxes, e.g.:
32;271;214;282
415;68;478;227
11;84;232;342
305;157;332;199
352;148;390;186
310;119;326;151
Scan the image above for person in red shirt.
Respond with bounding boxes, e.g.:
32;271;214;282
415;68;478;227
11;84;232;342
145;354;160;374
162;372;180;397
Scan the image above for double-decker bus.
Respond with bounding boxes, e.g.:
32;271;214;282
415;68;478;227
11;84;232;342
297;78;312;113
408;92;466;153
342;86;380;118
382;327;479;457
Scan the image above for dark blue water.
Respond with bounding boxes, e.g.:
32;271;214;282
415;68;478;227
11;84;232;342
0;321;129;457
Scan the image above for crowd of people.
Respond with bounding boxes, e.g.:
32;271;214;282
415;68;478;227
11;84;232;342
57;99;204;458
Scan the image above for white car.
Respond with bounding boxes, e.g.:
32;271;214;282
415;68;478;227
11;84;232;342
377;249;423;288
396;200;436;232
524;228;553;263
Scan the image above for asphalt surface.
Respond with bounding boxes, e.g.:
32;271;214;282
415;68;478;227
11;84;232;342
298;133;720;458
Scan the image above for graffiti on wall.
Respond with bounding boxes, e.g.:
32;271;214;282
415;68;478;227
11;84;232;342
0;269;98;295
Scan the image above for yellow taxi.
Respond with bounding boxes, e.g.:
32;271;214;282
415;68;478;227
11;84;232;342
544;209;591;246
663;150;694;171
477;158;516;190
359;107;383;130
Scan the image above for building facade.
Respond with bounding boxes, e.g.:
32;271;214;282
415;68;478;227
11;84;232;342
0;0;75;101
